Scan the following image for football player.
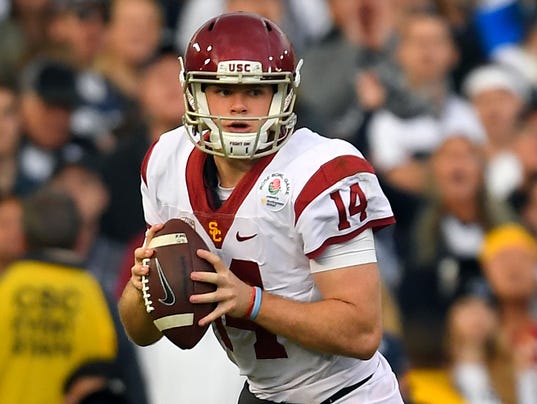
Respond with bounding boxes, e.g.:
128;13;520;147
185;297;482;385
119;12;403;403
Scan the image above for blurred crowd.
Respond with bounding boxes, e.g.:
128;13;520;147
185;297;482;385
1;0;537;403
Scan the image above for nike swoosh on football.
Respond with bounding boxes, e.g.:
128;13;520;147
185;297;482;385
156;258;176;306
236;232;257;242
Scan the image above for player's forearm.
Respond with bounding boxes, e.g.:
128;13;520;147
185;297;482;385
254;292;382;359
118;282;162;346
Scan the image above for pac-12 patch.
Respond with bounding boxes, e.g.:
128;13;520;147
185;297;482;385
258;173;291;211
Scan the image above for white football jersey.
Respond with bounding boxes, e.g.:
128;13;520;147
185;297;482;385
141;126;396;403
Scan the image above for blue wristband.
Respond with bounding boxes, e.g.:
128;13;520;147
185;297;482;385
249;286;263;320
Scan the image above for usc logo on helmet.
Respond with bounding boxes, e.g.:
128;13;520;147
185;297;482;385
217;60;263;75
208;221;222;242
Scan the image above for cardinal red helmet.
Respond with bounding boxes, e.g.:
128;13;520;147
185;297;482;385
180;12;302;159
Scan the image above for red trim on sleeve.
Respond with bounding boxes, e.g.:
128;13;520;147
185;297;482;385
294;155;375;224
306;217;395;260
140;139;160;186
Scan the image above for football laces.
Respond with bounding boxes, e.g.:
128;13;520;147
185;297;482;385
141;258;154;313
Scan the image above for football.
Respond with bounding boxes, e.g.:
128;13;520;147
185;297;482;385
141;218;216;349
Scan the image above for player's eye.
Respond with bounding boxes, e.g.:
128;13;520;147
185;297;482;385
248;87;270;97
217;88;232;96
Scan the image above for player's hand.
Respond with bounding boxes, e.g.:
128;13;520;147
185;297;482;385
190;249;254;326
130;223;164;290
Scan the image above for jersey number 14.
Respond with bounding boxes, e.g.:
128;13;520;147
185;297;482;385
330;182;368;230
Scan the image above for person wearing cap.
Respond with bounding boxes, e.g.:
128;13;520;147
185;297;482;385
463;63;531;200
449;223;537;404
14;57;95;196
480;224;537;404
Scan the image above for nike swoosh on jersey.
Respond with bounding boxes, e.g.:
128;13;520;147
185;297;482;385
235;232;257;242
156;258;176;306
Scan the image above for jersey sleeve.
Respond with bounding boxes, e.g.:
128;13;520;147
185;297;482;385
140;139;163;227
294;154;394;259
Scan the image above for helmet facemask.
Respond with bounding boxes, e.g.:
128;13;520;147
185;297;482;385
180;58;302;159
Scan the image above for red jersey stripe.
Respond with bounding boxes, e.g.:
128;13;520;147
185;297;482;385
294;155;376;224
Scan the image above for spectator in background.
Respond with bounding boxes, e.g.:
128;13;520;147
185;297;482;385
449;223;537;404
0;0;54;79
368;10;485;196
100;49;184;245
428;0;488;93
446;296;500;404
48;156;121;297
47;157;149;404
92;0;164;142
46;0;135;153
0;80;21;196
296;0;400;146
402;302;468;404
0;188;117;404
94;0;162;104
0;195;24;274
366;10;485;269
15;57;96;196
47;0;110;68
10;0;54;51
463;63;531;200
480;224;537;404
398;134;514;336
